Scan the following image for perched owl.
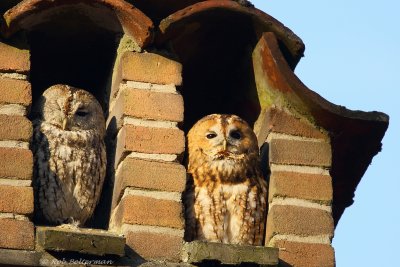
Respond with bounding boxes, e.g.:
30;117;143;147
31;84;106;226
185;114;268;245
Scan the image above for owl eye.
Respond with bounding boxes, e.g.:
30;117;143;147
75;109;89;117
230;130;242;140
206;132;217;139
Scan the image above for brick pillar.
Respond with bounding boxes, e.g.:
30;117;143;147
108;50;185;262
0;41;35;250
258;108;335;267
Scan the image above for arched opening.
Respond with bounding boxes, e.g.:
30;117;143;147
22;4;124;229
156;2;303;247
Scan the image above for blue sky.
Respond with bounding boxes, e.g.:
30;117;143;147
252;1;399;266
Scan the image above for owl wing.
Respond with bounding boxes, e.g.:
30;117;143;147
241;178;268;245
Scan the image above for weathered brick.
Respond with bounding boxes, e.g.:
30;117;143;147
256;108;327;143
110;88;184;124
269;139;331;167
126;231;183;261
0;218;34;250
269;171;332;204
115;125;185;165
112;158;186;207
0;185;33;215
120;52;182;85
0;42;30;73
0;77;31;106
0;147;32;180
113;194;183;229
275;240;335;267
0;114;32;141
265;205;334;243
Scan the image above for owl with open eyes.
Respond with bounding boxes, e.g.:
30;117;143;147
31;84;106;226
184;114;268;245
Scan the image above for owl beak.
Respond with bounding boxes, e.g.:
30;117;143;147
62;117;68;130
223;139;228;151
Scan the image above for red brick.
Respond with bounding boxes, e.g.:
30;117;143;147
265;205;334;243
111;88;184;123
0;115;32;141
0;185;33;215
0;42;30;73
0;218;34;250
269;139;331;167
120;52;182;85
275;240;335;267
0;77;31;106
115;125;185;165
269;171;332;204
126;231;182;261
0;147;32;180
257;108;327;144
114;194;183;229
112;158;186;207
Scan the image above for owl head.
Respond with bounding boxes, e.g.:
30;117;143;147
33;84;106;137
187;114;259;171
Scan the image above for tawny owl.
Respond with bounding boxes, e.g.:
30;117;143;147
31;84;106;226
185;114;268;245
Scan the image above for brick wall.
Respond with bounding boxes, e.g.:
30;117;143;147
0;33;337;266
108;48;186;262
0;41;35;251
258;108;335;267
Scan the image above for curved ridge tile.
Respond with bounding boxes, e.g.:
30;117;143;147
2;0;154;48
158;0;304;69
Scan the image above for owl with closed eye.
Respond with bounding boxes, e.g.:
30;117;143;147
31;84;106;226
184;114;267;245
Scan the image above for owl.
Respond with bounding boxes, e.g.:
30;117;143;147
31;84;106;226
184;114;268;245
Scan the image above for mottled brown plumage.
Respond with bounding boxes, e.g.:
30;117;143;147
31;84;106;226
185;114;267;245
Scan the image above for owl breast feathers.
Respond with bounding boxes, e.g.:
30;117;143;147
31;84;106;226
185;114;268;245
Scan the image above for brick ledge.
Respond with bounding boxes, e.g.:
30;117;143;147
182;241;279;266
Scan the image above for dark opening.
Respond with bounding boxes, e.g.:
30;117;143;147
167;10;261;132
27;5;123;229
28;6;122;109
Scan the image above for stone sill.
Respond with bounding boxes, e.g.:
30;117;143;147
36;226;125;256
182;241;279;266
